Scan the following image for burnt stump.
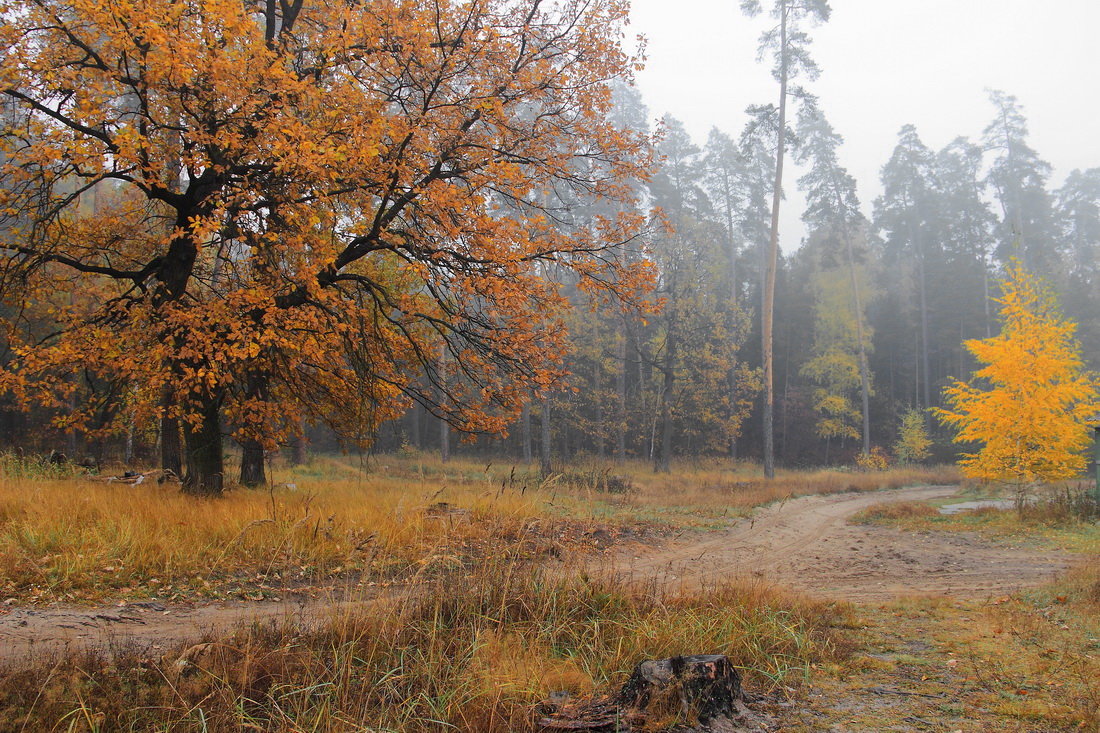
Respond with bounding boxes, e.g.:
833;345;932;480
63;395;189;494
617;654;742;726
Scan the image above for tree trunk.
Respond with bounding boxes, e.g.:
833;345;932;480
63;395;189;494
917;233;932;422
616;329;628;463
124;408;135;466
594;362;605;458
725;169;740;461
239;439;266;487
842;227;872;456
521;398;533;463
160;388;182;477
906;217;932;425
762;2;789;480
439;344;450;463
239;372;269;487
289;428;307;467
655;333;676;474
540;393;552;475
409;403;421;450
183;397;224;496
440;416;450;463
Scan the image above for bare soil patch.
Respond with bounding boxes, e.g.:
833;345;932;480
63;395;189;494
614;485;1073;602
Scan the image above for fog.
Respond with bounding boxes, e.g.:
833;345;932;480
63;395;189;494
628;0;1100;248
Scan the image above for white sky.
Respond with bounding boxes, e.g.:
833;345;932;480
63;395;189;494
625;0;1100;250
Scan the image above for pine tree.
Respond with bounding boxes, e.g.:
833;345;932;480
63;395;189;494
983;91;1060;275
875;125;939;420
796;103;873;456
740;0;831;478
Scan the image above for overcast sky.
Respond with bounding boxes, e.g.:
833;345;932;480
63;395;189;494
625;0;1100;250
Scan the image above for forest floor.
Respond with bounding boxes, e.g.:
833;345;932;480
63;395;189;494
0;485;1069;661
0;460;1095;730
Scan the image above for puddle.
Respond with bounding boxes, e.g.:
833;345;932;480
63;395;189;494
938;500;1014;515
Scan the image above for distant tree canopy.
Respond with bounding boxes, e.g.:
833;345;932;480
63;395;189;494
0;0;652;492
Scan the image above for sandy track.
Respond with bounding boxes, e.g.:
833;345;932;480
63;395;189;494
0;593;397;665
0;485;1073;663
615;485;1072;601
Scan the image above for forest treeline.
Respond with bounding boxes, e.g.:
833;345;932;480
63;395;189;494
388;88;1100;469
0;0;1097;482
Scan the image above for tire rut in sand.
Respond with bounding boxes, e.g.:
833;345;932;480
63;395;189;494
614;485;1071;602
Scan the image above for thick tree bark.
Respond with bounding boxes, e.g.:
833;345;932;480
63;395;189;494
238;372;269;487
762;2;788;480
239;439;266;486
183;397;224;496
160;388;182;477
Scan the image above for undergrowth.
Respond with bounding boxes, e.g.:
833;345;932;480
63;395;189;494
0;557;851;732
0;454;959;604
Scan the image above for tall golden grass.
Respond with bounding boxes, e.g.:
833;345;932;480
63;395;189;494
0;554;851;732
0;450;960;602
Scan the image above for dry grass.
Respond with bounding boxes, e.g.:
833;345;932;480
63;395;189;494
0;451;960;604
0;555;851;732
0;455;562;603
553;456;960;511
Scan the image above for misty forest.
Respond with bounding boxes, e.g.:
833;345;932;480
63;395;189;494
0;0;1097;730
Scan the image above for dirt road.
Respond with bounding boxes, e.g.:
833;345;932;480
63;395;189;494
616;485;1071;601
0;485;1072;663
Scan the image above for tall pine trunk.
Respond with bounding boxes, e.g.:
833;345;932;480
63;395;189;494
655;353;675;473
725;175;740;460
616;328;628;463
842;226;872;456
762;2;789;479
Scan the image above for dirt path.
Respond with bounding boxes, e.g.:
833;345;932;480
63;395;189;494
0;592;404;665
615;485;1072;602
0;485;1073;664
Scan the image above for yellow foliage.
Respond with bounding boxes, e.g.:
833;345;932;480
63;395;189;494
936;261;1100;484
894;408;931;465
0;0;653;487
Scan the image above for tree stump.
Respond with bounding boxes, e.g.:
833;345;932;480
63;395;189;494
617;654;742;726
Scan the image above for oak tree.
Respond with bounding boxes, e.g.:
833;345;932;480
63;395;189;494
0;0;651;493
